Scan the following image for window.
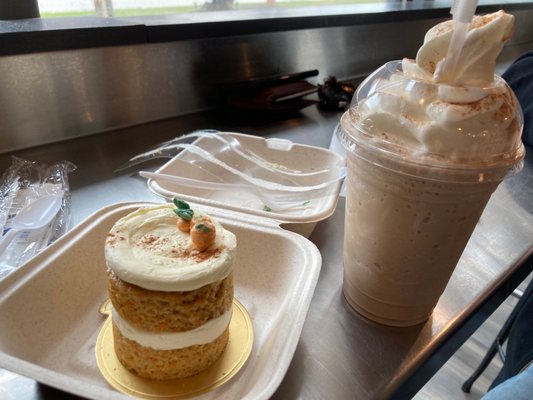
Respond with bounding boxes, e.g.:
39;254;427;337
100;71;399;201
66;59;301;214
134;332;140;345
2;0;531;57
38;0;388;18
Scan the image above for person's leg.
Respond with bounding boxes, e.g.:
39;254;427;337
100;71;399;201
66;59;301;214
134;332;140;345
481;362;533;400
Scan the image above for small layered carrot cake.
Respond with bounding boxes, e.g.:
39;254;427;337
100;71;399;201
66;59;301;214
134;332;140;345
104;200;236;380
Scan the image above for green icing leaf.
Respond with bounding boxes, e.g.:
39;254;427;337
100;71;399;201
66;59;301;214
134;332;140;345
174;208;193;221
173;198;190;210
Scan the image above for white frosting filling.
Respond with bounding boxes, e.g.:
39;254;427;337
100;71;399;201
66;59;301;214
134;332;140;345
112;306;232;350
105;204;237;291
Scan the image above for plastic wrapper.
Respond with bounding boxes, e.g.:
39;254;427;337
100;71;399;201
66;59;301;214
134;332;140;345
0;157;76;279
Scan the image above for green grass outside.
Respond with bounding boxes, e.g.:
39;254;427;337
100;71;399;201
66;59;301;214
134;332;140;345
40;0;381;18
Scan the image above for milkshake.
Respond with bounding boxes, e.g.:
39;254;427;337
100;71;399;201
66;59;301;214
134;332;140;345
339;10;525;326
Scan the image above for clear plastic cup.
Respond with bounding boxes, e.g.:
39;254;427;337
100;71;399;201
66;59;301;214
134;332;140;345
338;61;525;327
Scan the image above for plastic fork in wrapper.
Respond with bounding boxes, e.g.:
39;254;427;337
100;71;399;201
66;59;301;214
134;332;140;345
0;157;76;279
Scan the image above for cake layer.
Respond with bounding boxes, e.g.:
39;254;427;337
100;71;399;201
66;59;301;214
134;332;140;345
105;204;237;292
107;268;233;332
112;305;232;350
112;323;229;380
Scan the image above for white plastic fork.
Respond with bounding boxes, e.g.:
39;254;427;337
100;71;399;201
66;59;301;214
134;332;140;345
117;130;344;181
139;171;332;212
145;142;346;191
194;130;342;178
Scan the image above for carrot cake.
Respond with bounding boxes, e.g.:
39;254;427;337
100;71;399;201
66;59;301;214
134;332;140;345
104;200;237;380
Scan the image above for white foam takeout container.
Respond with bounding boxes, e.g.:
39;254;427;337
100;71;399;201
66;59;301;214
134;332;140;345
0;201;322;400
147;131;345;237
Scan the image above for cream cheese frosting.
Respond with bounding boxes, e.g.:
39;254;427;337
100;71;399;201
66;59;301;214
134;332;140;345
348;10;523;166
105;204;237;292
112;306;232;350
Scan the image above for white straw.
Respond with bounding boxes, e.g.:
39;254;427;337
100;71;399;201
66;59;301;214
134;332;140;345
435;0;478;83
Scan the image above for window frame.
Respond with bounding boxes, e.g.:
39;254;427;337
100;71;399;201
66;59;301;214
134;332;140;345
0;0;532;56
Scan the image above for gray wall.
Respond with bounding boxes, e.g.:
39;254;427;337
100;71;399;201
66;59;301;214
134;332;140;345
1;9;532;154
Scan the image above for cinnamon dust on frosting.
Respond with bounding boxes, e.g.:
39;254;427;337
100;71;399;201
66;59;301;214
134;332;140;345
105;204;236;292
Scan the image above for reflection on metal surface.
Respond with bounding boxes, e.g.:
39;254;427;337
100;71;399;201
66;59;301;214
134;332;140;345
1;9;532;154
0;17;448;154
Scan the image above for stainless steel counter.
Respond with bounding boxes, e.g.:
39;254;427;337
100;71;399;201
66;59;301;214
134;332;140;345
0;106;532;399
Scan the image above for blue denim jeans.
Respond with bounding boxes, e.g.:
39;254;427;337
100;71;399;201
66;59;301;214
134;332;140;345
481;362;533;400
480;275;533;399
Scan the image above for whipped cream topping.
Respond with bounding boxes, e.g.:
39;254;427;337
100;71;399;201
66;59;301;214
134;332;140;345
406;10;514;86
347;10;523;166
112;306;232;350
105;205;237;292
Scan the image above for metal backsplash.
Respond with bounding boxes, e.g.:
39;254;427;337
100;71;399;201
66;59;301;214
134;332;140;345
1;10;532;154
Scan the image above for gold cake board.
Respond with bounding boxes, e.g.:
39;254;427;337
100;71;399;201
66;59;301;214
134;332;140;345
96;299;253;399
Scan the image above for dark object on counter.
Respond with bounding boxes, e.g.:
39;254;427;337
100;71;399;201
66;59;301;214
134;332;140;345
219;70;318;93
218;70;319;113
0;0;39;20
226;81;318;112
318;76;356;110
